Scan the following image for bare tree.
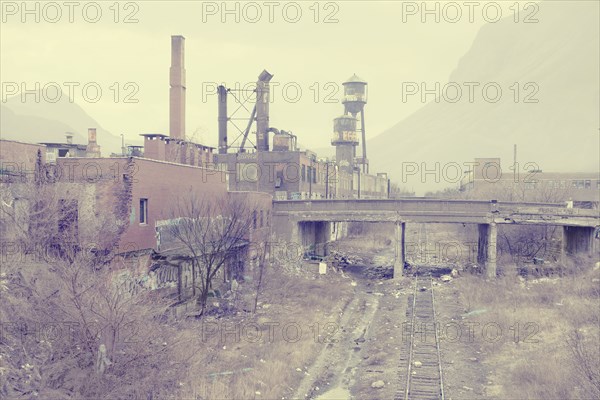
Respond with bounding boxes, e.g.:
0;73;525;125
165;191;254;315
252;230;272;313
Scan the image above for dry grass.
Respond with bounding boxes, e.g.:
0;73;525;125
171;264;354;400
455;255;600;399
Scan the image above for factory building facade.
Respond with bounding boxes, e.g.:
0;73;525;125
0;35;275;300
460;158;600;208
41;129;102;162
214;70;390;200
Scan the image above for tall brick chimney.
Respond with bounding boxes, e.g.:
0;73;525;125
170;35;186;140
86;128;101;157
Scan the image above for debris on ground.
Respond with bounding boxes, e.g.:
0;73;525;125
371;380;385;389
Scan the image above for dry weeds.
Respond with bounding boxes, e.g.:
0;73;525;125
455;255;600;399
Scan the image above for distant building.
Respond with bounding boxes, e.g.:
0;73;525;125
140;133;215;167
40;129;102;162
460;158;599;208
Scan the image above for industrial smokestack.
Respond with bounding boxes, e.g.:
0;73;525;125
170;35;186;140
88;128;96;143
218;85;228;154
256;69;273;152
86;128;101;157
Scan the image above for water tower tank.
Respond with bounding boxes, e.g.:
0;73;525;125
332;115;358;145
342;74;367;115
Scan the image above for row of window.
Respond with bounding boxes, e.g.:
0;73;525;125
252;210;270;229
528;179;599;190
301;165;318;184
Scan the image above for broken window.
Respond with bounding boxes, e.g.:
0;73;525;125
140;198;148;224
275;171;283;188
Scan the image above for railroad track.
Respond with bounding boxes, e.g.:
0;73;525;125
396;274;445;400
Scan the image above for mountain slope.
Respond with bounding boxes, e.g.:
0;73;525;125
368;1;599;194
1;92;125;155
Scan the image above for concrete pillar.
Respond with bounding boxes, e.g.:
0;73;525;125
288;220;302;262
562;226;596;258
315;221;331;257
394;221;405;278
477;224;489;266
477;223;497;278
487;223;497;278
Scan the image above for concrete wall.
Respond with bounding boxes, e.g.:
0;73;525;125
0;140;46;178
216;150;384;200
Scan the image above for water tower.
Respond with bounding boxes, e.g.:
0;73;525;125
342;74;368;173
332;114;358;174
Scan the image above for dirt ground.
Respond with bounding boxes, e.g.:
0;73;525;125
294;237;489;400
181;226;598;400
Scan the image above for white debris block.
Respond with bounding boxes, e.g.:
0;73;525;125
371;380;385;388
319;262;327;275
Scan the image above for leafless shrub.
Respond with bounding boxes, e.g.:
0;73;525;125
0;178;194;398
165;191;255;315
566;328;600;399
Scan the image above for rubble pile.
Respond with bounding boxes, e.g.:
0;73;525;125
327;250;394;280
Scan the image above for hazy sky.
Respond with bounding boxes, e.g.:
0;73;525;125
2;1;542;149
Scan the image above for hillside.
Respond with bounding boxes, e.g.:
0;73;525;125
1;92;125;155
367;1;599;193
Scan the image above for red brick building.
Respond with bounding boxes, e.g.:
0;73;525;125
53;156;229;253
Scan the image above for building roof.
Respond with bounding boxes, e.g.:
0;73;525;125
0;139;46;147
39;142;87;150
140;134;215;150
343;73;367;85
